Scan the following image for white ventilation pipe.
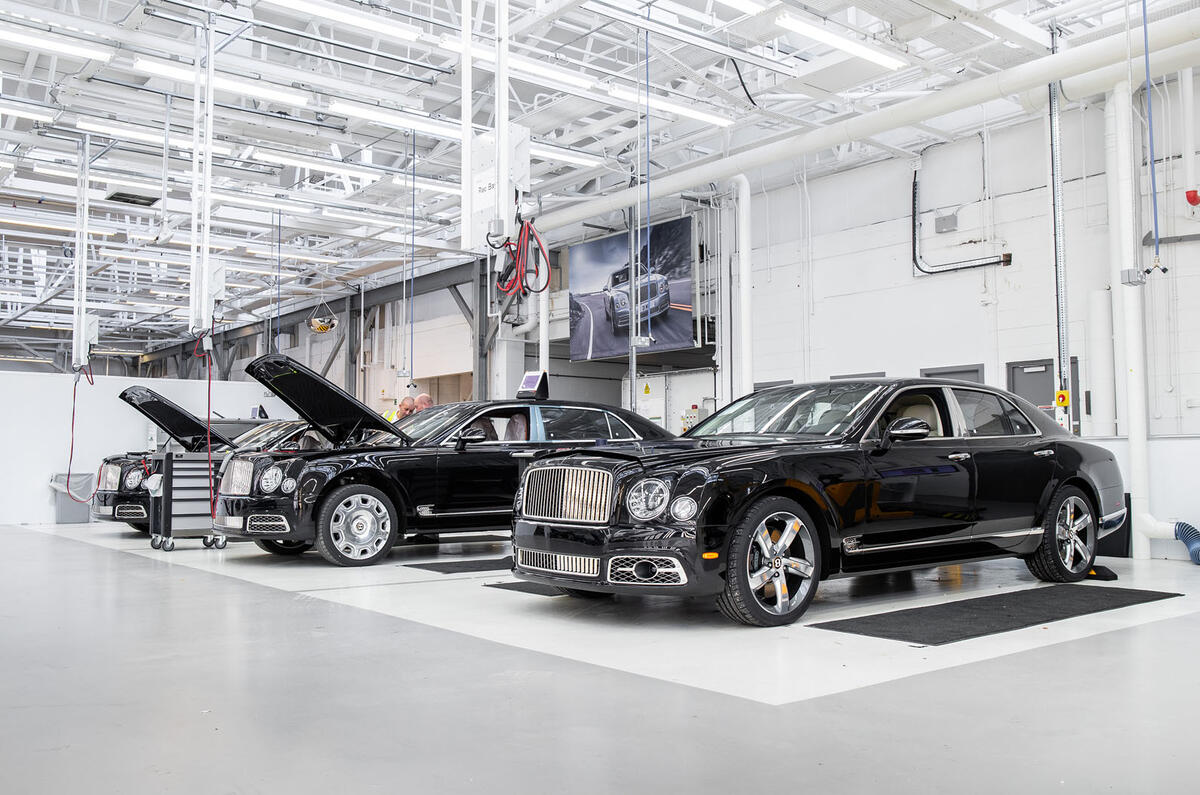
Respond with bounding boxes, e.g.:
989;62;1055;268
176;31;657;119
729;174;753;397
536;9;1200;234
1182;67;1197;208
1111;80;1185;557
538;288;550;374
1019;39;1200;111
1086;289;1116;436
1103;95;1128;432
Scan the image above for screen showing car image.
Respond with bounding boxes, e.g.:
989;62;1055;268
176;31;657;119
567;215;695;362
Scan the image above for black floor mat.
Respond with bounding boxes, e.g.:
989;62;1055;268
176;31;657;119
811;584;1180;646
406;556;513;574
485;581;561;597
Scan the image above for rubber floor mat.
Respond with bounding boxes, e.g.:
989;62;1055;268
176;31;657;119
406;556;513;574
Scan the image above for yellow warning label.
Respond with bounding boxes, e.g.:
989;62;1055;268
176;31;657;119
643;383;651;395
1055;390;1070;407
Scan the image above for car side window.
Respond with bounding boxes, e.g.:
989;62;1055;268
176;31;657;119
462;408;530;443
605;413;636;440
1001;397;1037;435
875;389;953;438
540;407;612;441
952;390;1010;436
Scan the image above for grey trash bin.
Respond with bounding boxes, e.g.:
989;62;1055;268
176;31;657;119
49;473;94;524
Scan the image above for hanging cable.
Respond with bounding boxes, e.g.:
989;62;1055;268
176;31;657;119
490;218;551;296
731;58;758;107
410;131;416;381
1140;0;1163;268
191;322;216;519
63;363;101;504
644;23;653;344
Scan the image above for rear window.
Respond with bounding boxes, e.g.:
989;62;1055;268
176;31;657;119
540;407;613;441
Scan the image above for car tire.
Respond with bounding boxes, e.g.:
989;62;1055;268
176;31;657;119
716;496;822;627
314;484;399;567
1024;485;1098;583
254;539;313;556
125;522;149;534
554;586;613;599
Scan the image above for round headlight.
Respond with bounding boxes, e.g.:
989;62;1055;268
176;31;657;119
259;465;283;493
280;477;297;494
670;496;698;522
123;469;144;491
626;478;669;522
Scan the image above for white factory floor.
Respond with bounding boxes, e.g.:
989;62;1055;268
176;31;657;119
4;520;1199;794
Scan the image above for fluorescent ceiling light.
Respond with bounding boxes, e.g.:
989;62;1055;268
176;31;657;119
0;98;57;123
227;264;298;277
320;208;412;228
257;0;420;43
775;13;906;71
251;149;381;180
328;100;461;141
0;25;114;62
0;215;116;235
608;85;735;127
211;190;313;214
245;247;339;264
0;355;51;363
529;142;605;168
391;174;461;196
76;119;234;155
32;163;163;193
131;57;311;106
714;0;766;14
441;39;598;91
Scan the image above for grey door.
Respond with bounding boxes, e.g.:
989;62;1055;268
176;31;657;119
921;364;984;383
1006;358;1080;433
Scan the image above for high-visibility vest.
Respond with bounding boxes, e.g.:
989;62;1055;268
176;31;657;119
382;409;398;422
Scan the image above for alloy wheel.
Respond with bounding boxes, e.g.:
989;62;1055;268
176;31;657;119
745;511;816;616
1055;495;1095;574
329;493;392;560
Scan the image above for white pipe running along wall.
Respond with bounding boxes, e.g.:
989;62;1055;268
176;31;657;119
1111;80;1188;558
1182;67;1197;207
1086;289;1116;436
729;174;753;397
1019;39;1200;111
536;9;1200;233
1103;95;1128;433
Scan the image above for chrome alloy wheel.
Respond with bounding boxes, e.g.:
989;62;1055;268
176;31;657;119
1055;495;1095;574
329;494;392;560
745;511;816;616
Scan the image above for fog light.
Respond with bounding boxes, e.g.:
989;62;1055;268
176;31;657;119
280;477;297;494
670;496;698;522
632;560;659;580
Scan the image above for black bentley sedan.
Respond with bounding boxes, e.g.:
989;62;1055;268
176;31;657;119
214;354;674;566
92;387;298;530
512;378;1127;627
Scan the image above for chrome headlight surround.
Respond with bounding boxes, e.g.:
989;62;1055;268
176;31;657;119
669;495;698;523
123;468;145;491
99;464;121;491
626;478;669;522
258;465;283;494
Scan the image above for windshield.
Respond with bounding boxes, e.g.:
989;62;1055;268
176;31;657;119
687;383;882;438
392;403;473;443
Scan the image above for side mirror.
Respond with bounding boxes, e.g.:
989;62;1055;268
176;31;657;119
884;417;932;446
455;427;488;452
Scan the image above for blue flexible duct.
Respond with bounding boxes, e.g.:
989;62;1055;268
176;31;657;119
1175;522;1200;565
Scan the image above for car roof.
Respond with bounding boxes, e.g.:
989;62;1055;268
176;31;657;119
757;377;1010;393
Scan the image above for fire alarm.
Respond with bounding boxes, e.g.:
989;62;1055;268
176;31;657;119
1186;189;1200;207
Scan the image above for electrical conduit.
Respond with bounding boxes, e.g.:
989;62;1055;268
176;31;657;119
729;174;753;398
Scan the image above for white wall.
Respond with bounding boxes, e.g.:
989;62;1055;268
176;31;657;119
0;372;294;525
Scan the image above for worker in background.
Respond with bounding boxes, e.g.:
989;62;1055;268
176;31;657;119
398;396;416;418
415;393;434;412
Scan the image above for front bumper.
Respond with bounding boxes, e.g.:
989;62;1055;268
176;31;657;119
512;518;725;596
215;494;312;540
1098;506;1128;539
92;490;150;523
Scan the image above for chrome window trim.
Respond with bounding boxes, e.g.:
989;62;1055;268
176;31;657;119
862;384;1044;443
947;385;1044;439
535;405;644;443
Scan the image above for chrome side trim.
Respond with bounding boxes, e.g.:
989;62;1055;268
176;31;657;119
844;526;1042;554
417;504;510;518
1101;507;1128;525
985;527;1043;540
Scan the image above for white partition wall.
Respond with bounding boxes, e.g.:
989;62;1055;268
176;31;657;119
0;372;294;525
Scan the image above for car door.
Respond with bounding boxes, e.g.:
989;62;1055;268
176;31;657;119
430;406;533;530
849;387;977;571
951;388;1056;550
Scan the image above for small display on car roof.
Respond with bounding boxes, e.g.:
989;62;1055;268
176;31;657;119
516;371;549;401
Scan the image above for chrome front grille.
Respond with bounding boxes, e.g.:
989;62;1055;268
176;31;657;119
521;466;614;524
221;458;254;496
608;556;686;586
246;514;290;534
516;548;600;577
114;504;147;519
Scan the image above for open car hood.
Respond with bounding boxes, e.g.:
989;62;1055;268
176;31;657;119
119;386;237;452
244;354;407;447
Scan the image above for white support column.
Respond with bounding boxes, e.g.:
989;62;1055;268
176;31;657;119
729;174;753;397
70;134;90;370
1182;68;1197;211
459;0;474;250
1103;94;1128;432
495;0;509;237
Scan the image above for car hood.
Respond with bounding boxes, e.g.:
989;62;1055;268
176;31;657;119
533;436;843;471
119;386;236;452
244;354;407;448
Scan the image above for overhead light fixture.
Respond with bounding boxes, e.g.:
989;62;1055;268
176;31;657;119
130;57;311;106
0;98;57;123
714;0;766;14
76;119;235;155
442;39;599;91
391;174;461;196
32;163;163;193
256;0;420;43
529;142;606;168
0;355;52;363
775;13;906;71
250;149;381;180
328;100;461;142
227;264;298;277
319;208;413;228
211;190;313;214
245;247;339;264
0;25;115;62
91;349;145;356
608;85;735;127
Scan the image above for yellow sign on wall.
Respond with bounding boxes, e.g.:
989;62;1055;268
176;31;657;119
1055;390;1070;407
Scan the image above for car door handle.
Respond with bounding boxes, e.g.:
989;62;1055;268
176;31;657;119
947;452;971;462
1034;449;1055;458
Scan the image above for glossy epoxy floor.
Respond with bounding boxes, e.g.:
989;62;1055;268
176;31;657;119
4;522;1199;794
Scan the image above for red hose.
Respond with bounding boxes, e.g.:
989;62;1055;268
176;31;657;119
64;364;101;504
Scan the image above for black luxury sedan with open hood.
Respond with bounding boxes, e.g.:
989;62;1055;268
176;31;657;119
91;387;305;530
512;378;1128;627
214;354;673;566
